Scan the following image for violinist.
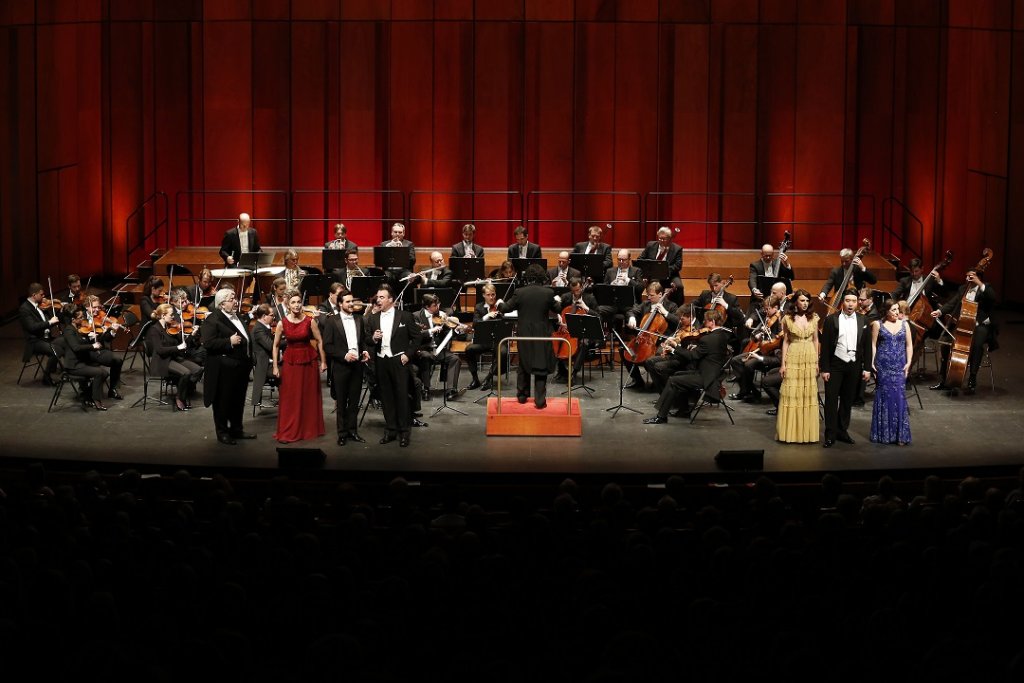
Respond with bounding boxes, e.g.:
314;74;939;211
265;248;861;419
693;272;744;333
219;212;262;266
62;306;111;410
59;274;86;323
748;243;794;298
267;277;289;320
318;282;346;317
170;288;207;366
451;223;484;258
190;267;217;306
547;251;580;287
729;295;784;402
572;224;613;272
643;309;730;424
508;225;542;260
639;226;684;303
818;248;877;303
414;252;454;289
644;308;694;395
929;268;997;394
250;304;278;409
146;303;203;411
325;222;358;251
742;282;788;336
282;249;306;292
857;288;882;324
554;277;598;382
81;295;126;399
19;282;61;384
139;276;165;322
414;293;465;401
623;282;679;390
464;283;508;391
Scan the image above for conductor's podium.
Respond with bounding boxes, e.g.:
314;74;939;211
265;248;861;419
485;397;582;437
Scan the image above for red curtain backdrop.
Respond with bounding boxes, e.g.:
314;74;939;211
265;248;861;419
1;0;1021;312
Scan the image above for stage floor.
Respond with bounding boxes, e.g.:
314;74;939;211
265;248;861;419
1;317;1021;478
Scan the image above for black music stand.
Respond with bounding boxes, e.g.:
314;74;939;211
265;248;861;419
237;251;275;270
415;288;458;311
511;258;547;282
755;275;792;296
593;284;637;310
350;276;386;304
430;330;468;417
606;329;642;417
299;274;330;301
634;259;669;283
472;319;515;404
562;313;603;398
373;246;412;271
569;253;606;282
449;257;485;284
321;249;348;274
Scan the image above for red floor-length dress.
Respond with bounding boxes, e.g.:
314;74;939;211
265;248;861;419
273;316;325;443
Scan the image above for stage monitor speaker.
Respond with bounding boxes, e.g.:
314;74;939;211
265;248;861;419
277;447;326;469
715;449;764;471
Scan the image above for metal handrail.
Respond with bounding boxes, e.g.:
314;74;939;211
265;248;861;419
496;336;573;414
291;189;407;227
408;190;523;244
526;190;642;245
881;196;924;262
125;191;169;274
175;189;289;244
644;191;757;246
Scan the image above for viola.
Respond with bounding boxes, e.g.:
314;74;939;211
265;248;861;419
944;248;993;389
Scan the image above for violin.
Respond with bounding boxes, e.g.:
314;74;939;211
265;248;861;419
302;305;321;318
432;314;462;329
39;298;63;311
165;321;195;337
181;302;210;322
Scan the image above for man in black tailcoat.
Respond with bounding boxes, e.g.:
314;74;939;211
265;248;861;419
819;291;873;448
323;291;371;445
363;284;421;447
498;264;561;409
202;288;255;445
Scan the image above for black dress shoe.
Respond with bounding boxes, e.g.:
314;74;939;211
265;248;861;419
929;383;947;390
643;416;667;424
107;389;124;400
175;399;189;411
399;436;410;447
421;391;432;402
412;418;428;428
41;376;56;387
480;380;492;391
822;439;835;448
412;411;423;417
765;408;778;416
445;390;460;401
92;401;108;412
380;434;397;444
218;434;237;446
467;379;482;390
348;433;366;444
535;400;547;409
517;396;528;404
232;432;257;439
965;378;977;395
337;436;347;446
624;379;643;390
728;392;748;401
837;434;855;444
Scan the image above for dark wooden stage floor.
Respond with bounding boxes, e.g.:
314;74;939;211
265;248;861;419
1;316;1021;481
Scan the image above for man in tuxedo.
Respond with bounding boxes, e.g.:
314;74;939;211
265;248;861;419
639;226;684;302
414;293;464;401
819;248;877;305
507;225;542;260
364;284;421;447
643;309;731;423
218;213;262;266
819;291;873;447
498;265;561;409
202;289;255;445
554;277;599;382
748;243;795;298
892;257;943;303
624;281;679;390
322;291;370;445
547;251;581;287
82;295;126;399
250;304;278;409
451;224;484;258
19;282;61;383
318;282;346;317
692;272;745;335
325;223;358;251
573;225;613;272
930;268;997;394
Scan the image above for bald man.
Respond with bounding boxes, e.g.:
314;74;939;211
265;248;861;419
219;212;263;266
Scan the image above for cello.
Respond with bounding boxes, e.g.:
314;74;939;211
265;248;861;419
827;238;871;314
943;248;994;390
552;278;593;360
625;284;676;365
905;249;953;361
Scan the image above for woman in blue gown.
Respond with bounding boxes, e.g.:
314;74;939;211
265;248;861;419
870;300;912;445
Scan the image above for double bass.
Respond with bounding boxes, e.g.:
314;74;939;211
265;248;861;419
906;249;953;360
827;238;872;314
943;248;994;390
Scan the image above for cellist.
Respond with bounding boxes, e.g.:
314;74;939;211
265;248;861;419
929;268;997;395
623;281;678;390
554;277;599;383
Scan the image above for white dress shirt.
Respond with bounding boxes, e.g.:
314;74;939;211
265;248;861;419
379;308;395;357
834;312;858;362
340;314;358;355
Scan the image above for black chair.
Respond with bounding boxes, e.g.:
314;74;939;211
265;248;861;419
118;309;145;371
689;357;737;425
128;321;171;410
47;369;93;412
18;351;53;385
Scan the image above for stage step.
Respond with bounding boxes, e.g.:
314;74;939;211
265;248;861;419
486;397;582;437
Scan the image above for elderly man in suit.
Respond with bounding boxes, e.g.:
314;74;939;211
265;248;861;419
639;226;685;302
572;224;613;272
219;212;262;266
202;288;255;445
547;251;581;287
819;291;873;447
748;242;795;298
323;290;371;445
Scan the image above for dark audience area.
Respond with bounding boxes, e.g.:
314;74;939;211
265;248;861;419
1;462;1023;682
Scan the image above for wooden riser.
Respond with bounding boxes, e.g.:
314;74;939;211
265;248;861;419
485;397;582;437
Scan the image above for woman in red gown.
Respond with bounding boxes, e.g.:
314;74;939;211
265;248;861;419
272;292;328;442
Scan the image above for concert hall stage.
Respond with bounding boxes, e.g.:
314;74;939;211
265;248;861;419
1;314;1021;483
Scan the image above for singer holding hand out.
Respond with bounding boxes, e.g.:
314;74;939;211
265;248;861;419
363;285;420;447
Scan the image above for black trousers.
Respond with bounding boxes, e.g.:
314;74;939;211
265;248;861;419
73;364;109;401
654;370;704;418
212;366;250;437
516;369;548;404
92;349;124;390
375;355;411;436
331;360;364;437
823;358;861;440
168;359;203;401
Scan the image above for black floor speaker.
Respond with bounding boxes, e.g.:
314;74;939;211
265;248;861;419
714;449;764;471
277;447;326;469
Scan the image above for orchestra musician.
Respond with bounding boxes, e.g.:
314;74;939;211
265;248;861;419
342;249;365;291
464;283;508;390
489;260;517;281
81;295;126;399
219;212;262;266
497;264;561;409
451;224;484;258
19;282;61;384
599;249;644;332
364;284;420;447
818;248;877;304
267;277;289;320
325;223;358;251
729;294;784;403
413;252;454;289
379;222;416;285
147;303;204;412
202;288;255;446
643;309;731;424
623;281;679;390
249;304;278;410
190;267;217;305
63;306;111;411
139;276;165;322
282;249;306;292
693;272;744;334
507;225;542;260
414;293;465;402
748;243;795;298
59;274;86;322
573;225;613;272
321;290;371;445
929;268;997;395
547;251;581;287
892;258;944;303
554;277;599;383
644;308;695;395
318;282;346;317
638;226;684;302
